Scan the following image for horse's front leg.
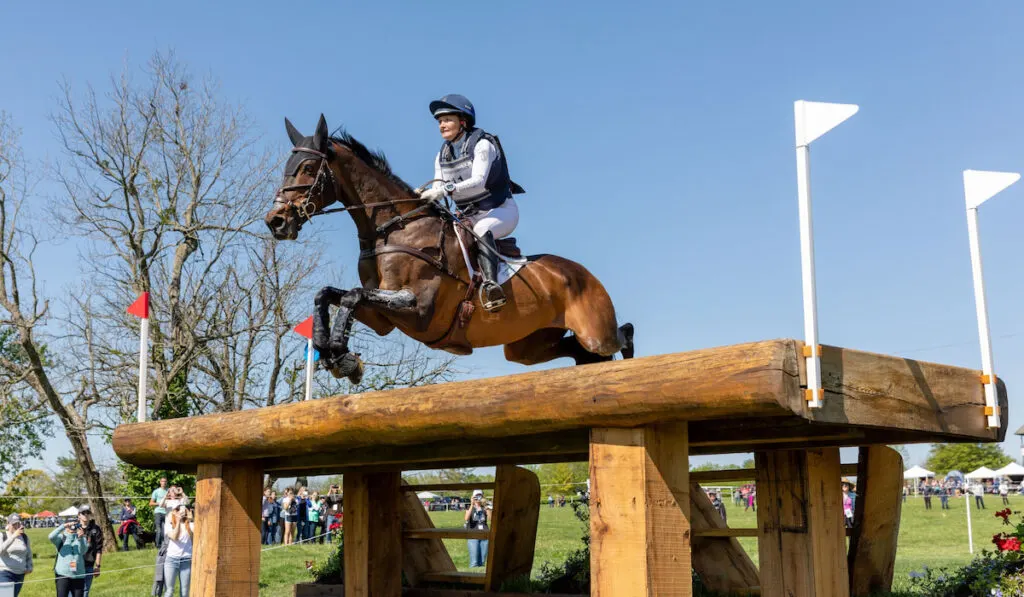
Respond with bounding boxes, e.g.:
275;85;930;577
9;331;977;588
320;287;418;384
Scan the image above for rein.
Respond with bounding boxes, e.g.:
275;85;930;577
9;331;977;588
275;148;469;282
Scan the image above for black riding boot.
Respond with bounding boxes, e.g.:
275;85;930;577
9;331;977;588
477;231;506;312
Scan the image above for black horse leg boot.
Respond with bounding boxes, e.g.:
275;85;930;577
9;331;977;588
478;231;506;312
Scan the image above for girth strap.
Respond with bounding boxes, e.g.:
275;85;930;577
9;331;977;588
360;244;467;284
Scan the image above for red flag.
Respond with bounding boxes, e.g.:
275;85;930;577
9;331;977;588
127;293;149;319
293;316;313;339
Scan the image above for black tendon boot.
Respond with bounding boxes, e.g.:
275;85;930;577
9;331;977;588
477;231;506;312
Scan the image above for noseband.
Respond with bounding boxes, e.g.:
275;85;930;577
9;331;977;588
274;147;336;220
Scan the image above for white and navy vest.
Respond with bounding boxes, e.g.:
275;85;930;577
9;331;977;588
439;128;512;211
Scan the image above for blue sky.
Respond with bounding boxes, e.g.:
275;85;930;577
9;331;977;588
2;1;1023;474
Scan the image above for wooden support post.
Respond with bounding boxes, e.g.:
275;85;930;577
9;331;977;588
848;445;903;596
590;423;691;597
344;471;402;597
690;482;760;593
192;462;263;597
756;448;849;597
485;465;541;590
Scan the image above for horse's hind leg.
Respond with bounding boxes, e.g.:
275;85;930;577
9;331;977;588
504;328;615;366
564;286;634;360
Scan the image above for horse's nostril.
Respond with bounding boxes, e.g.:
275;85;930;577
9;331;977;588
268;216;284;231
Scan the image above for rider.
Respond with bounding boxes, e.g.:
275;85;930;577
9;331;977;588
419;94;518;313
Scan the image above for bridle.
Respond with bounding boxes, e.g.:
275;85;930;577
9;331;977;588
273;145;425;223
273;146;337;221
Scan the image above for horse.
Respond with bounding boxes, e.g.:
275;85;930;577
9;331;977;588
264;115;633;384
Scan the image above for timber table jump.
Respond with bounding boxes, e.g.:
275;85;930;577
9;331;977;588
113;339;1008;597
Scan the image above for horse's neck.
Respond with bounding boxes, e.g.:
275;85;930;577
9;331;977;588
336;160;418;245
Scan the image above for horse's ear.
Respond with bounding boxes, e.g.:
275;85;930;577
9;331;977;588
285;118;304;146
313;114;328;152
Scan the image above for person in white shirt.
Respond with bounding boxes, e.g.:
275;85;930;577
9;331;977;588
163;505;193;597
420;94;521;312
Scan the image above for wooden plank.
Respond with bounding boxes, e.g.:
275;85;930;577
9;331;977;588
114;340;797;467
799;343;1006;442
693;528;758;538
402;482;495;492
692;463;858;483
590;423;691;597
419;571;486;585
293;587;585;597
756;448;849;597
807;447;849;597
192;462;262;597
344;472;402;597
399;485;455;587
484;465;541;591
690;483;760;593
848;445;903;596
404;528;489;540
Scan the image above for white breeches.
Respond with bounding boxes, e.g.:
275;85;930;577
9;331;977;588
469;198;519;239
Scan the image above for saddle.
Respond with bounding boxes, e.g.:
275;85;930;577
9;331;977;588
424;233;522;354
495;237;522;259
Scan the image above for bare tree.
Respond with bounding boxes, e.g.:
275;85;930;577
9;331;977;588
52;51;276;419
0;111;118;550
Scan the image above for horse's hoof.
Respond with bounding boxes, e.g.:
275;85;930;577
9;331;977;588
329;352;364;384
620;323;635;359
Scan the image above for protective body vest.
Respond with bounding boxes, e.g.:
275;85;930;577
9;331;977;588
439;128;512;211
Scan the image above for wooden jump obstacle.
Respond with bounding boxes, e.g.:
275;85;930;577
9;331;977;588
112;339;1008;597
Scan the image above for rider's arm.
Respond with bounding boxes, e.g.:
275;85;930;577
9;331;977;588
432;153;443;190
452;140;497;196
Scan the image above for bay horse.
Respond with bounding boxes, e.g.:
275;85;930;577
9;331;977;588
264;115;633;383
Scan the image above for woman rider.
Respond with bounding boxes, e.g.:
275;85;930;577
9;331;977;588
419;94;519;313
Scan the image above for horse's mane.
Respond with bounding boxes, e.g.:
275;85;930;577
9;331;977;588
330;128;416;196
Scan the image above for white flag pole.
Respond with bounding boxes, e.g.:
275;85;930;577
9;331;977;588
963;169;1018;429
966;489;973;554
304;337;314;402
137;316;149;423
793;100;858;408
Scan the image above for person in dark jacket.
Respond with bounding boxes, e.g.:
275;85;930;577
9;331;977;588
708;491;727;524
78;505;104;597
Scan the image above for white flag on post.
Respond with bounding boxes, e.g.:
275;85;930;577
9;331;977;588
962;169;1019;429
964;170;1020;209
794;100;859;147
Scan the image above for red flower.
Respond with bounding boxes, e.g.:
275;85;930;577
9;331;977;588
995;508;1013;523
993;533;1022;552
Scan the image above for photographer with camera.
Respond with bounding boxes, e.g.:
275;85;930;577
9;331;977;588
0;514;33;596
78;505;104;597
463;490;491;568
163;504;194;597
49;516;88;597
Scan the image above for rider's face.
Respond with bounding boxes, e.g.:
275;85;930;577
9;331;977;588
437;114;464;141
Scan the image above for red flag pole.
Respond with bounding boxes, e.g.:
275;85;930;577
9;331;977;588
127;293;150;422
293;316;314;401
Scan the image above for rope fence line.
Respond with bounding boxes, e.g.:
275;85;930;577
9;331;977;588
9;528;338;586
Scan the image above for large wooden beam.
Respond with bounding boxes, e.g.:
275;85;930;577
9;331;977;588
344;472;402;597
114;340;797;467
191;462;262;597
590;423;691;597
756;448;849;597
848;445;903;596
800;344;1007;441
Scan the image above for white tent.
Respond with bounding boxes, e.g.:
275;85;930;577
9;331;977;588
995;462;1024;477
57;506;78;517
966;466;997;479
903;465;935;479
416;491;439;500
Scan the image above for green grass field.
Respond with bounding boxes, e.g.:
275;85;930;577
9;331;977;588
9;494;1013;596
